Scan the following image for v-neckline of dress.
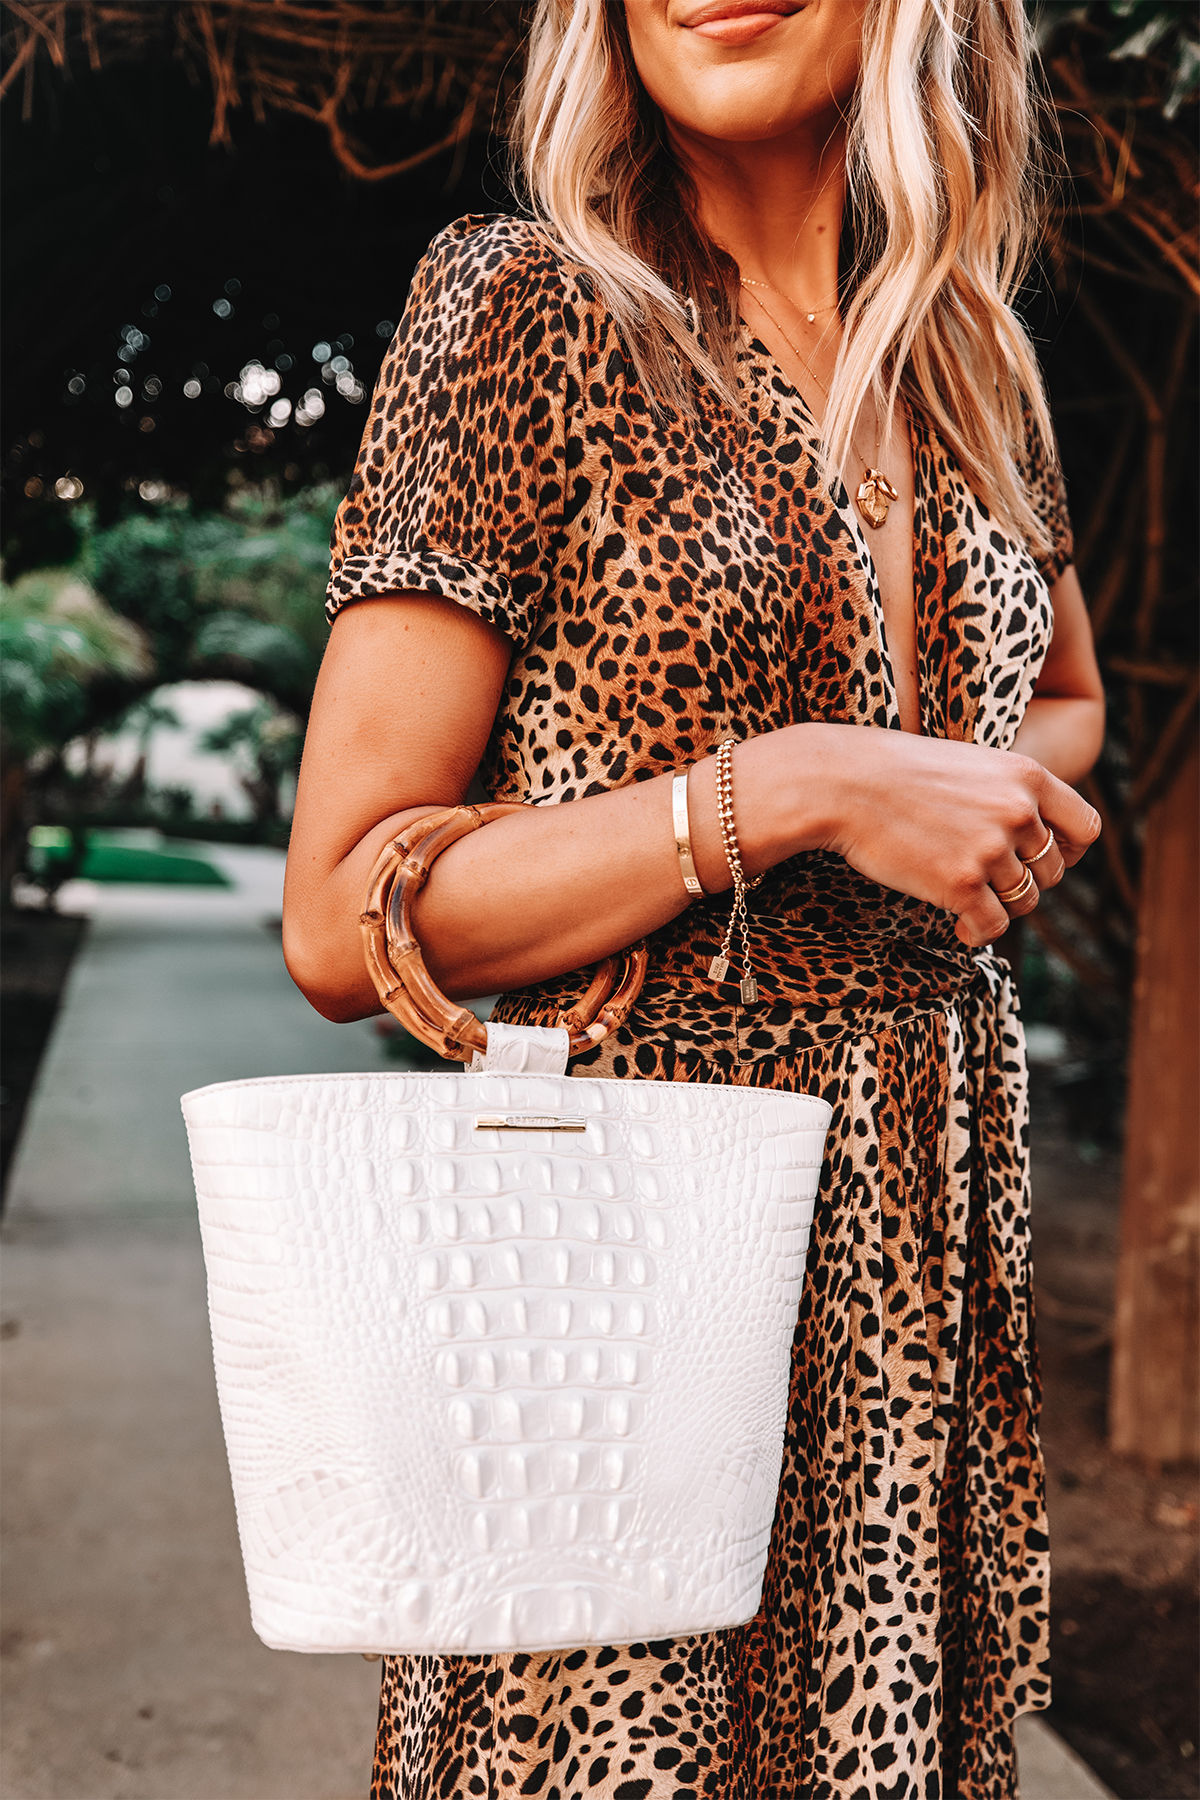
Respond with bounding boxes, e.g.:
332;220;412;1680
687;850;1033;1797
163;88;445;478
739;328;934;738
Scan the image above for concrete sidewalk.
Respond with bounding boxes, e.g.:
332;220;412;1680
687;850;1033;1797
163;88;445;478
1;850;1115;1800
2;853;385;1799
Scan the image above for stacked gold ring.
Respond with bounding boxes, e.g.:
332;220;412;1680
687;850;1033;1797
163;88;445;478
995;826;1058;907
994;866;1037;907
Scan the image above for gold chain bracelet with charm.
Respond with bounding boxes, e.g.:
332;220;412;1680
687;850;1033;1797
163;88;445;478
708;738;763;1007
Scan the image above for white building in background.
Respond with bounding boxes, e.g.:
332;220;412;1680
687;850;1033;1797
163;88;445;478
69;680;288;820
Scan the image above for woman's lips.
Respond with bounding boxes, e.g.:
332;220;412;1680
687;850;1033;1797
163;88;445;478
686;2;802;46
693;14;785;41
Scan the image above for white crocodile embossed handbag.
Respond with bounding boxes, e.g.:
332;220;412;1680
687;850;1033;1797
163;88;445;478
181;806;832;1656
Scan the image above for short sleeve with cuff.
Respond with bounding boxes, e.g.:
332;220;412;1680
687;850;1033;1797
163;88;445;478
325;215;568;646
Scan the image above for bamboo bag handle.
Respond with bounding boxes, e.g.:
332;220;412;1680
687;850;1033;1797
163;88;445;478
361;804;648;1063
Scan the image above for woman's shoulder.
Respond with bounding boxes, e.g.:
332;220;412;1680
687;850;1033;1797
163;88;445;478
409;212;591;325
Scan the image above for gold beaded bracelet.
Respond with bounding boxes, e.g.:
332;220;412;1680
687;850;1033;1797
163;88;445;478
708;737;763;1006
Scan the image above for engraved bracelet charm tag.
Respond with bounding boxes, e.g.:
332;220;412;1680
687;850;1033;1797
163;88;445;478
709;954;730;983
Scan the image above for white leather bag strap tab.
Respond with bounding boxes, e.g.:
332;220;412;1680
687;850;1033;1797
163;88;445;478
467;1022;571;1076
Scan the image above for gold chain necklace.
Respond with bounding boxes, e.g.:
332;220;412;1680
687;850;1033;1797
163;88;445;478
739;275;839;324
739;280;901;530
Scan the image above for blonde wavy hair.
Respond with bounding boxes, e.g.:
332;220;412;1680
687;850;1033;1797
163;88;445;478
517;0;1057;555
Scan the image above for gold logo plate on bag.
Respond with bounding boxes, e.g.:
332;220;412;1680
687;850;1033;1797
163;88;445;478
474;1114;587;1132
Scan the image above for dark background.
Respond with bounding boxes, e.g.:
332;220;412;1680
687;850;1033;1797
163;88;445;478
2;30;517;560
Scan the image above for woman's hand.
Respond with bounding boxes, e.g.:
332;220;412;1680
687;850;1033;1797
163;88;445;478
787;563;1104;948
786;725;1100;948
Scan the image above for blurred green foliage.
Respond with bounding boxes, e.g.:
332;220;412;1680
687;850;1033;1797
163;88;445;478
0;568;151;760
199;698;306;823
79;483;337;719
0;481;338;892
4;481;336;756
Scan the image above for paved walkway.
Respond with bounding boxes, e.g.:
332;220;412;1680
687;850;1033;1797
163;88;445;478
0;850;1114;1799
2;851;384;1800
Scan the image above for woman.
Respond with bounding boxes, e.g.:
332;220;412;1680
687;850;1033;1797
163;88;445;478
284;0;1104;1793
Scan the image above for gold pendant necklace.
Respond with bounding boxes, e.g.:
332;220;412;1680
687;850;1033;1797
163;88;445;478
855;468;901;530
739;279;900;530
739;275;839;325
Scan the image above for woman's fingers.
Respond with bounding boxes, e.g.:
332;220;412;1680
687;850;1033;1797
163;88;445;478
959;766;1096;944
1020;825;1067;891
991;854;1042;917
814;730;1101;942
1015;820;1055;865
957;791;1088;946
964;812;1065;945
1026;762;1101;864
955;883;1014;947
1002;818;1066;897
1037;815;1097;868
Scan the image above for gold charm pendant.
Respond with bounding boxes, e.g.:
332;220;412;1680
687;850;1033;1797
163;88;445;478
856;468;901;530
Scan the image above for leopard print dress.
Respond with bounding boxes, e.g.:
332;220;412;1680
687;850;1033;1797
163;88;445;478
327;214;1074;1800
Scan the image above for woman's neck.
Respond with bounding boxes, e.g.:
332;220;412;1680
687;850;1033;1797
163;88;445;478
667;118;848;313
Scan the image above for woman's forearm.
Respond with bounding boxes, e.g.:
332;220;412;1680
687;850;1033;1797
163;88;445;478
286;732;1099;1025
284;728;833;1021
1012;695;1104;786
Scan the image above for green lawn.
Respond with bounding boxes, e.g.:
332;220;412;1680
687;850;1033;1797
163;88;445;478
29;829;232;888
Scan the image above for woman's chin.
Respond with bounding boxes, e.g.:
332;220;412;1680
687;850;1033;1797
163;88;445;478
665;81;826;148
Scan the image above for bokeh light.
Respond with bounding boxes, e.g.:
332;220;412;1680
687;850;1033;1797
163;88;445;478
4;22;523;516
294;388;325;426
237;361;282;408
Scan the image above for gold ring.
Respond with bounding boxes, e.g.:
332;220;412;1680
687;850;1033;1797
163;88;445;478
994;866;1037;907
1022;828;1056;869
